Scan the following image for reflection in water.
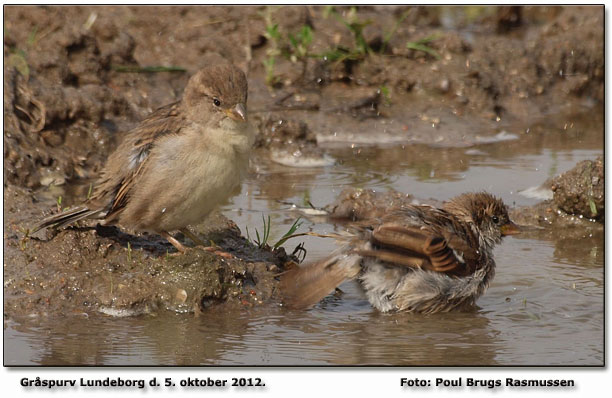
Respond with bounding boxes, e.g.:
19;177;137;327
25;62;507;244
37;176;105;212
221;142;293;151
335;145;472;183
292;309;498;366
4;107;603;366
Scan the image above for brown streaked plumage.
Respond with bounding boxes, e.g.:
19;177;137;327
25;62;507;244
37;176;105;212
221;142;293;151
280;192;520;313
33;65;251;252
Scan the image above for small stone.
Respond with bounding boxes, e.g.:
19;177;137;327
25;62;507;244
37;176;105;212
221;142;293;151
174;289;188;304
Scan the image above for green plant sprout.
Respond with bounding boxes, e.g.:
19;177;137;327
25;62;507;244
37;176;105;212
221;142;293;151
273;217;303;249
127;242;132;262
259;6;440;88
261;7;283;86
379;85;391;105
381;8;413;53
318;6;373;64
19;226;30;251
246;215;306;250
246;214;272;249
287;25;314;78
406;34;441;59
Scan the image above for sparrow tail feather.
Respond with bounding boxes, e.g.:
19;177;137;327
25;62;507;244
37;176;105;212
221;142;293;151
279;253;361;309
32;207;104;233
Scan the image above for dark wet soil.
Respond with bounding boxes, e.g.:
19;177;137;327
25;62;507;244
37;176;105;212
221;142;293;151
3;6;603;319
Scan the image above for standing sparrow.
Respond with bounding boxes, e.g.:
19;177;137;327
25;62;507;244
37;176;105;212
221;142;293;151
34;64;251;252
280;192;520;313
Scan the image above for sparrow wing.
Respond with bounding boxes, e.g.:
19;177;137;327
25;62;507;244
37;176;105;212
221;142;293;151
357;222;479;277
32;102;187;231
90;102;185;220
126;101;184;154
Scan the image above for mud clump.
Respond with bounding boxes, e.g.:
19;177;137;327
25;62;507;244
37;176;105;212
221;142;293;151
511;157;604;228
551;156;603;222
326;188;416;222
253;116;316;151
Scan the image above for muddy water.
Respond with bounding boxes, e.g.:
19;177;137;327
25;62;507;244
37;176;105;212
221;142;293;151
5;107;603;366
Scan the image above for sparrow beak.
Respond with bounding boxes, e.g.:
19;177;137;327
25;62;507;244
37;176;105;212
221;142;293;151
500;221;521;236
225;103;247;122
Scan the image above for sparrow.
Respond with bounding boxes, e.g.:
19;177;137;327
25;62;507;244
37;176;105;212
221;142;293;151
280;192;520;313
33;64;251;252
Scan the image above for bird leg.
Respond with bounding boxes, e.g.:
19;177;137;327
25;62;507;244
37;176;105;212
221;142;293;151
160;230;188;253
179;228;233;259
179;228;207;246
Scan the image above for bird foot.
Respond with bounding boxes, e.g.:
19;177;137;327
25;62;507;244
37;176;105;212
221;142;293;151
161;229;233;259
179;228;233;258
200;246;234;259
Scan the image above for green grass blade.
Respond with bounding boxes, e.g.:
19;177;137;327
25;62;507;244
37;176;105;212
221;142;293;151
406;41;441;60
273;218;303;249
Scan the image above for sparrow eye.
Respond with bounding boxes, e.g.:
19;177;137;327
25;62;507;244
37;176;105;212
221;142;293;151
492;216;499;224
213;98;221;107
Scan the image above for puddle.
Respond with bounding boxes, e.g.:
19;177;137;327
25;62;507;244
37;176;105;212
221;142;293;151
5;105;603;366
